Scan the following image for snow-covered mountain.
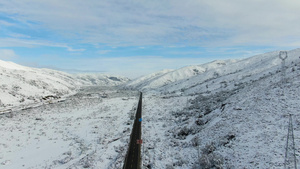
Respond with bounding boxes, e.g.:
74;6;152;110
0;60;78;108
124;48;300;96
124;60;238;91
0;60;129;109
124;69;174;89
74;73;130;86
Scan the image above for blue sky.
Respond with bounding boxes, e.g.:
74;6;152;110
0;0;300;78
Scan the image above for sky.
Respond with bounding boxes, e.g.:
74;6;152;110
0;0;300;78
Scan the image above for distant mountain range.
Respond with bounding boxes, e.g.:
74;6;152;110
1;48;300;108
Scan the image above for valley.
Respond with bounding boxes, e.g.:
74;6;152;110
0;49;300;168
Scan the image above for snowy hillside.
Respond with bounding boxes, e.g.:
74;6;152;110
142;59;300;168
140;49;300;168
0;60;129;109
124;60;237;91
0;60;79;109
125;69;174;89
124;49;300;96
74;74;130;86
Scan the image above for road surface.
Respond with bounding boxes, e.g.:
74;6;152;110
123;92;142;169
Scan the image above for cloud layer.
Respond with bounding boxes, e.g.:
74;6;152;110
1;0;300;47
0;49;17;60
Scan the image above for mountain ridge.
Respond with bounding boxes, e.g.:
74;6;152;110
124;48;300;95
0;60;129;108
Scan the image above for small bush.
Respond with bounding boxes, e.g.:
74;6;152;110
199;153;224;169
201;142;216;154
166;164;174;169
198;142;224;169
176;126;191;139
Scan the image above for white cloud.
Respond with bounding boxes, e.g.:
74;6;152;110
0;38;85;52
66;47;85;52
97;50;111;55
1;0;300;47
9;33;31;39
0;20;14;26
0;49;18;60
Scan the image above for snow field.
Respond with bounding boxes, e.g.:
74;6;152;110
137;51;300;168
0;90;139;169
141;94;198;168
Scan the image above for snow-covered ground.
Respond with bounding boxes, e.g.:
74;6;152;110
139;49;300;168
141;67;300;168
0;87;139;169
1;48;300;168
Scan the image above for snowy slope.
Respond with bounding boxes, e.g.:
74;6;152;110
141;49;300;168
124;60;237;91
164;50;297;95
124;69;174;89
0;60;80;109
0;88;139;169
0;60;129;109
124;49;300;96
74;73;130;86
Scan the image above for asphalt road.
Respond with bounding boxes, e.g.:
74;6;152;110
123;92;142;169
